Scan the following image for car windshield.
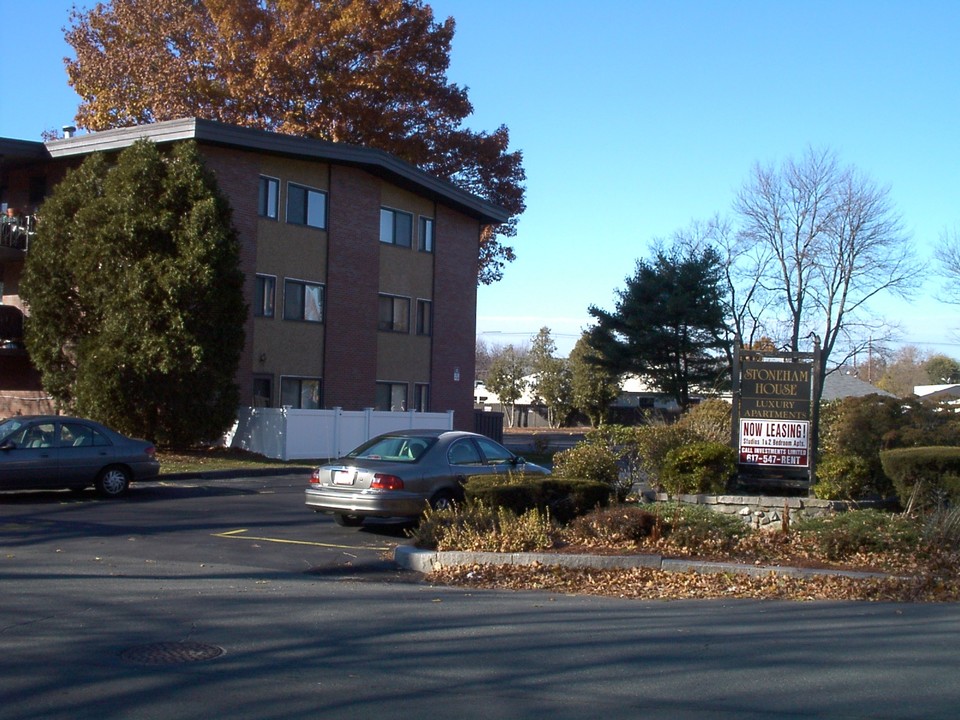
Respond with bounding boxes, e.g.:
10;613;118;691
0;417;29;442
348;435;434;463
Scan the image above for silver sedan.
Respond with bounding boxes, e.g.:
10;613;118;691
305;429;549;526
0;415;160;497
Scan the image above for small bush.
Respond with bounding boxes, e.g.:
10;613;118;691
633;422;698;487
794;510;918;561
552;442;628;501
410;499;497;549
584;424;644;495
564;505;665;546
677;398;732;444
552;443;620;484
649;502;748;554
660;441;736;495
919;506;960;553
813;454;873;500
880;446;960;511
465;475;610;523
410;501;554;552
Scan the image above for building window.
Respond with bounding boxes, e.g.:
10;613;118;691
254;274;276;318
280;377;322;409
416;299;432;336
376;381;407;411
253;376;273;407
380;208;413;247
284;280;324;322
258;176;279;219
378;294;410;333
419;217;434;252
414;383;430;412
286;183;327;229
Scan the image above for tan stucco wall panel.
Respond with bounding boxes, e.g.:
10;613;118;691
376;332;432;383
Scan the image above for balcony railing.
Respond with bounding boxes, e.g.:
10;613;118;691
0;214;35;252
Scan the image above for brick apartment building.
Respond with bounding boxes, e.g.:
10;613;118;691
0;118;508;429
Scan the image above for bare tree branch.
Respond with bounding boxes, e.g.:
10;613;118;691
733;147;918;396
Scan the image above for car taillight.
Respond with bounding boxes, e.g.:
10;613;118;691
371;474;404;490
145;445;156;457
310;468;321;484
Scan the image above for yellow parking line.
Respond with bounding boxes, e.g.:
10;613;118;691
212;528;390;551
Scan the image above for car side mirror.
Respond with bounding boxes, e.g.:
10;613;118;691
0;440;16;451
513;456;527;465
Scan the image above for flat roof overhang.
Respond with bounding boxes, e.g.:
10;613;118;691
41;118;511;225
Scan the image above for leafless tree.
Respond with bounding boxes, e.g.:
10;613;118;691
735;147;917;392
935;225;960;304
670;215;776;358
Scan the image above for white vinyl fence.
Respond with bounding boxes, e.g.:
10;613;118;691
223;407;455;461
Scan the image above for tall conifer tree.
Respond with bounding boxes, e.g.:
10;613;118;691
21;140;246;445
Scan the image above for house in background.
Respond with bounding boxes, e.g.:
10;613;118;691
914;384;960;404
0;118;508;429
820;372;894;401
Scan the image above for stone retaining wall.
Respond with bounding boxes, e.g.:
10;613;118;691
650;492;881;531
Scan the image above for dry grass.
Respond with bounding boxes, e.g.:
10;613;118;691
157;446;321;474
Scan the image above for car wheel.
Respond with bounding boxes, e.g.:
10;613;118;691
429;490;457;512
333;513;364;527
95;466;131;498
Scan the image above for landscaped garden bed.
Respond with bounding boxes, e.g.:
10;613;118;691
415;502;960;601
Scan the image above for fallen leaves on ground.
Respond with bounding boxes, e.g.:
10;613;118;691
428;562;960;602
420;504;960;601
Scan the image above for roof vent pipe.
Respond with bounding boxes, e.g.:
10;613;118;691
62;125;77;138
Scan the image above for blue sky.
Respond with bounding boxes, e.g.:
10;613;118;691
3;0;958;360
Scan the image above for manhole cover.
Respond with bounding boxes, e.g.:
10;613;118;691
120;641;224;665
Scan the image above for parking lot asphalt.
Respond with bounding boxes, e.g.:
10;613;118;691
153;467;895;582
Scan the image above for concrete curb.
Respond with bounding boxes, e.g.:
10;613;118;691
394;546;891;580
395;546;663;573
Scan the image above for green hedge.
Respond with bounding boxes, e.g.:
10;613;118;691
551;442;628;500
660;441;736;495
880;446;960;511
813;454;873;500
465;476;611;523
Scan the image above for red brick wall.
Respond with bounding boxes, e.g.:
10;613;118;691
431;207;480;431
197;146;259;404
0;354;52;417
323;166;380;409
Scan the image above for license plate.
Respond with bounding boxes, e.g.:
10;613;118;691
332;469;355;486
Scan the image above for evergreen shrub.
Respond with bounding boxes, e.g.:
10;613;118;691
633;422;698;487
552;441;626;499
465;476;610;523
794;509;918;560
880;446;960;511
660;441;736;495
813;454;873;500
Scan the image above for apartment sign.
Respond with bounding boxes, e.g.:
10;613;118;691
738;361;812;469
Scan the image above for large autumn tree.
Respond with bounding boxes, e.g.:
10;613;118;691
64;0;525;284
20;140;246;445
